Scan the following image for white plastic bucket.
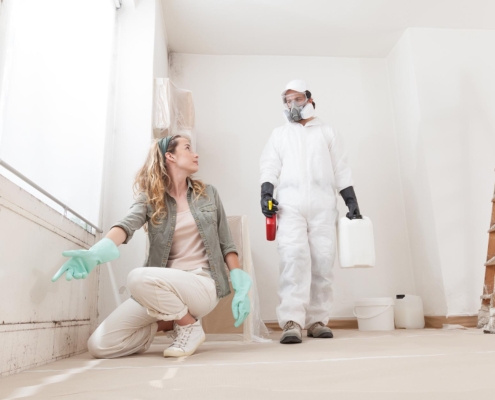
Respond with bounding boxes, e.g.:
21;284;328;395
353;297;395;331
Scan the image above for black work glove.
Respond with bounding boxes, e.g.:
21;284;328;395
340;186;362;220
260;182;279;218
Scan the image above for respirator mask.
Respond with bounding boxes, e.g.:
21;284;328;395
282;91;315;122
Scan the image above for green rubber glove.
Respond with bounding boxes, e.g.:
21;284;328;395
51;238;120;282
230;268;252;328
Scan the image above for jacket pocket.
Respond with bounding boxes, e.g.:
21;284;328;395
199;204;218;225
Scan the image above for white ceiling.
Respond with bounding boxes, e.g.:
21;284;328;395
161;0;495;58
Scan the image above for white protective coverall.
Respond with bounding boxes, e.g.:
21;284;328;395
260;117;353;329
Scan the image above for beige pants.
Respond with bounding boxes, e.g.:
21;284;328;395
87;267;219;359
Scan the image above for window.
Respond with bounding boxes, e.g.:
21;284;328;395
0;0;116;232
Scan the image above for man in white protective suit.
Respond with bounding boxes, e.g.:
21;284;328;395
260;79;362;344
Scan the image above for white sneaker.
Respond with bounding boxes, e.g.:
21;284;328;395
163;320;205;357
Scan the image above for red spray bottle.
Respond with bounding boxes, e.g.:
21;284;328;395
266;200;277;241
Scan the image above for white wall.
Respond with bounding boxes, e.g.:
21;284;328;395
169;53;414;321
0;0;112;377
386;31;448;316
0;175;98;377
98;0;169;323
153;0;168;78
387;28;495;316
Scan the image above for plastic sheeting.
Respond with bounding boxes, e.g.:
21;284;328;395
153;78;196;149
202;216;271;342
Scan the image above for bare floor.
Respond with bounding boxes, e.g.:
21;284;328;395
1;328;494;400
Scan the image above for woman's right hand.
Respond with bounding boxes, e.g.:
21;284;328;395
51;250;99;281
52;238;120;282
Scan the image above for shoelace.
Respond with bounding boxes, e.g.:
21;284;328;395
309;322;324;330
171;325;193;349
284;321;300;331
164;323;178;339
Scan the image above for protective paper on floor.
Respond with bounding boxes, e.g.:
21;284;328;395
2;329;494;399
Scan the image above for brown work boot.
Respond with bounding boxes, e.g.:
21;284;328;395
307;322;334;338
280;321;302;344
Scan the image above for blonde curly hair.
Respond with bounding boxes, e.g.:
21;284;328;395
133;135;207;226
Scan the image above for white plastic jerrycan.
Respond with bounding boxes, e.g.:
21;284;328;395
394;294;425;329
337;216;375;268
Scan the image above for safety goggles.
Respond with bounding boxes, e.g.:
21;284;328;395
281;91;308;106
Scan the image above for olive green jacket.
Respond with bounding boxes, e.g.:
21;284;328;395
112;181;237;298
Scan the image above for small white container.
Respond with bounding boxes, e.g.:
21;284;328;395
338;216;375;268
353;297;395;331
394;294;425;329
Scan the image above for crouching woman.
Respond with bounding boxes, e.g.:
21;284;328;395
52;135;251;358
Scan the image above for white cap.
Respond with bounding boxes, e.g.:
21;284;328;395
281;79;309;96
